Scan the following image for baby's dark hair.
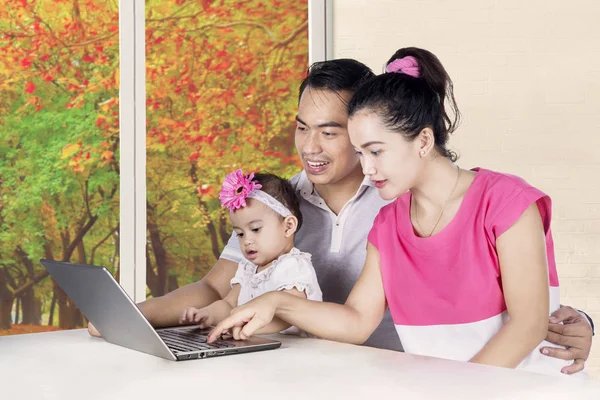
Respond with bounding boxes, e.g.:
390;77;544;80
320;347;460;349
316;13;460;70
252;173;303;231
348;47;461;161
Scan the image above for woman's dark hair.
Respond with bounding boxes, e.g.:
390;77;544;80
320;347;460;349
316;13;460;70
347;47;461;161
252;173;303;231
298;59;375;103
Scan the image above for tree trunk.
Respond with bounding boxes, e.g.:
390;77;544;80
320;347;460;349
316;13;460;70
70;240;87;327
55;213;97;329
0;267;14;330
269;121;297;158
167;274;179;294
19;289;41;325
56;281;82;329
189;164;222;261
204;220;221;261
147;202;168;297
146;246;159;298
14;297;20;324
48;289;57;326
218;215;231;245
15;246;42;325
114;227;120;281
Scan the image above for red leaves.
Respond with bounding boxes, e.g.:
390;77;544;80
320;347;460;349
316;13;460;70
24;81;36;94
263;151;282;157
20;57;33;68
189;151;199;162
215;50;228;58
39;54;51;62
201;0;214;11
96;116;106;128
197;184;212;196
81;54;95;63
212;61;230;71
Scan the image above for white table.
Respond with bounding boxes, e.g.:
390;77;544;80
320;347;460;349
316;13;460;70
1;329;598;399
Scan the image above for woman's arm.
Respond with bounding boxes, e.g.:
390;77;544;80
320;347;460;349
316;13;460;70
254;288;307;335
470;203;549;368
208;243;387;344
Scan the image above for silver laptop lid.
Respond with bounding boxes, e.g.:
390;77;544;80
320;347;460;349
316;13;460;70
40;259;176;361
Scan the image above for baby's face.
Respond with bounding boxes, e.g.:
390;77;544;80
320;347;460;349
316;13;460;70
230;199;291;267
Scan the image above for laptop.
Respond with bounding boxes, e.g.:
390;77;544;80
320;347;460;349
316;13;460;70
40;259;281;361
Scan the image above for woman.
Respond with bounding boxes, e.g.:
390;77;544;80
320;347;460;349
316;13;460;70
209;47;584;377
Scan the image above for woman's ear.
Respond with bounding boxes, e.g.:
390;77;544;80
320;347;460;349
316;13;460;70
418;127;435;157
283;215;299;237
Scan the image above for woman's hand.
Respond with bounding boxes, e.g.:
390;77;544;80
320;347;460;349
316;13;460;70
208;292;278;343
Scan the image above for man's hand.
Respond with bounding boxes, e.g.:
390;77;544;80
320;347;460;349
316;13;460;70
541;306;593;374
87;322;101;338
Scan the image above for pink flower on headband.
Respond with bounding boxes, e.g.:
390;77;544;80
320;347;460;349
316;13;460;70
219;169;262;211
385;56;420;78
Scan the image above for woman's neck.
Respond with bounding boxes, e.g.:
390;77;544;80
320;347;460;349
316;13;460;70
410;157;462;211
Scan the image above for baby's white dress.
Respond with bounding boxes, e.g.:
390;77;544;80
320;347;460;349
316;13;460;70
230;247;323;334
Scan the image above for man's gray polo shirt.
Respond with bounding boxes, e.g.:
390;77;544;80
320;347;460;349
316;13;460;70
221;171;403;351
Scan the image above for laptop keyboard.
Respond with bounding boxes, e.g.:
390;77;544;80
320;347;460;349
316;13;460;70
158;328;234;353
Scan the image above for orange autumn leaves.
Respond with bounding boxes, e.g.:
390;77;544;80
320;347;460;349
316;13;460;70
4;0;307;196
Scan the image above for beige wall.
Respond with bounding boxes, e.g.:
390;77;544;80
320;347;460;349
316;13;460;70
333;0;600;379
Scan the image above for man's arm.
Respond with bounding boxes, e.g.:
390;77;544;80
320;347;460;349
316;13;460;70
577;309;595;336
139;258;238;328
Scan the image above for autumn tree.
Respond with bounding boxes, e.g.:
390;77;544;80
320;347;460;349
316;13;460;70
0;0;120;331
144;0;307;297
0;0;308;333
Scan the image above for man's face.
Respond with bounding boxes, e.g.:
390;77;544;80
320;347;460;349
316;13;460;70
294;88;361;187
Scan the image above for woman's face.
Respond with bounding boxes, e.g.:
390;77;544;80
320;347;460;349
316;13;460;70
348;111;421;200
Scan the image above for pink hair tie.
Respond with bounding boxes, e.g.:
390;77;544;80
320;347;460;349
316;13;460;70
385;56;420;78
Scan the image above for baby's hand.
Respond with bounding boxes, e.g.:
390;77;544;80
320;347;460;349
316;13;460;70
179;307;214;328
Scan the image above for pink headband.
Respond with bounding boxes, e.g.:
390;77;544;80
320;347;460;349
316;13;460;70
385;56;420;78
219;169;292;217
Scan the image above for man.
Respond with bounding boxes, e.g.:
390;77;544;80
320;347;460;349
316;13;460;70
91;59;594;372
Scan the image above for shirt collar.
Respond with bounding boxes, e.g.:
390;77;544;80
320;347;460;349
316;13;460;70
296;170;374;201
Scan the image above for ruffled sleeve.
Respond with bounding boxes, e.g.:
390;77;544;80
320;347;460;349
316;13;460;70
269;250;323;302
229;261;247;288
